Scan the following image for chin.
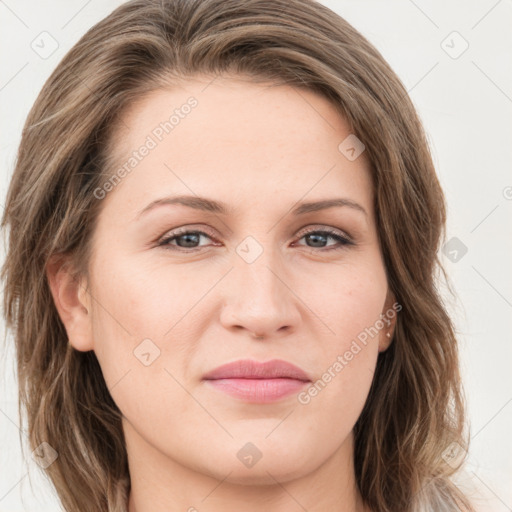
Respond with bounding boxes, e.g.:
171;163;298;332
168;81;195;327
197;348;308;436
207;460;310;486
192;441;318;485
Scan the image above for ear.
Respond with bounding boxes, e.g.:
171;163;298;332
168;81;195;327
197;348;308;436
46;255;94;352
378;288;399;353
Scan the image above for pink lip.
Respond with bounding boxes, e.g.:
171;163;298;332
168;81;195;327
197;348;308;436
202;359;311;403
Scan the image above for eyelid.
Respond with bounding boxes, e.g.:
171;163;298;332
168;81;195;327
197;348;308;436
157;224;217;243
295;224;352;241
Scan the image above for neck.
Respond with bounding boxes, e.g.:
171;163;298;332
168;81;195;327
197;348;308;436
124;419;370;512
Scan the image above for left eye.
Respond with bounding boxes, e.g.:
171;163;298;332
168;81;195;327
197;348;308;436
295;230;352;250
158;229;352;251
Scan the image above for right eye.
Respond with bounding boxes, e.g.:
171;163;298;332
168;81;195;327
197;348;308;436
158;229;218;251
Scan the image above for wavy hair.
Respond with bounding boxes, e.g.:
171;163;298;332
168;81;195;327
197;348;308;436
1;0;474;510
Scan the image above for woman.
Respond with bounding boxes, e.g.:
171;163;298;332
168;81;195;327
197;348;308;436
1;0;475;510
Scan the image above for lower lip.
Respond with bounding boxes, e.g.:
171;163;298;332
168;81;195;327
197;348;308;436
204;378;309;403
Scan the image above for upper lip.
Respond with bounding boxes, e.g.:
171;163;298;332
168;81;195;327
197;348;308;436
203;359;311;381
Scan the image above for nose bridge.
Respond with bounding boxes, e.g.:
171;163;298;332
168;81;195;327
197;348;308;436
219;235;300;335
235;237;287;307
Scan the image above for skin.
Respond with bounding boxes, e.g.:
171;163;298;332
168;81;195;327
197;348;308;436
47;75;396;512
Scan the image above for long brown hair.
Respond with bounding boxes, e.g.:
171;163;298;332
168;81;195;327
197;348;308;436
1;0;474;510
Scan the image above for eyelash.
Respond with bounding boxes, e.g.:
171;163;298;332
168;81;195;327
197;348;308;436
157;226;354;252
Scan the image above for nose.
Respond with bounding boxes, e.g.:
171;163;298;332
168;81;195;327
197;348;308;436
219;246;301;340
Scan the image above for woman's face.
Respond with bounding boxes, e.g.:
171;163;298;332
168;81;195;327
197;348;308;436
78;75;395;484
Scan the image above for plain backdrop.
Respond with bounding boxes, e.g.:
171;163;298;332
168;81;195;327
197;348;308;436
1;1;511;511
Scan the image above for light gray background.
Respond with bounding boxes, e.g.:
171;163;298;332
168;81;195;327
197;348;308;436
1;1;511;511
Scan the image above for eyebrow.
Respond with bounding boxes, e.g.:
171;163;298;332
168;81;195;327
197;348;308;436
136;195;367;219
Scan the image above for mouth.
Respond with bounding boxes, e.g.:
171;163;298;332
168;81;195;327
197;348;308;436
202;359;311;403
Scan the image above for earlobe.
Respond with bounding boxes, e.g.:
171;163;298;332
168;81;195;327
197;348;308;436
378;289;398;352
46;255;94;352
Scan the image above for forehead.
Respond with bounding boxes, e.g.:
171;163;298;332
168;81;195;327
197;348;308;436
101;75;374;218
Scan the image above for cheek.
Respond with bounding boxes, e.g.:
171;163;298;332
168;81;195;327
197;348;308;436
87;249;215;424
88;263;188;431
296;256;387;412
303;254;388;344
86;257;169;394
89;252;181;345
